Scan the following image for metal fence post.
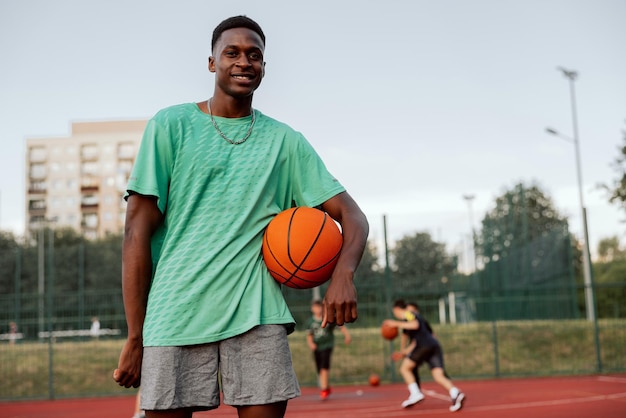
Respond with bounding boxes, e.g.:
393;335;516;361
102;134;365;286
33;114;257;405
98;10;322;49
492;321;500;377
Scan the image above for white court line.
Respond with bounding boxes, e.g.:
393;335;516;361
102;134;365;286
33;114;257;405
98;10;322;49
418;387;626;415
290;393;626;418
597;376;626;383
282;389;626;418
462;392;626;413
422;389;451;402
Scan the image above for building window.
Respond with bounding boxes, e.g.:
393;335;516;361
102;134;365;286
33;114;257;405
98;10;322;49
81;144;98;160
30;163;46;179
29;147;47;162
118;142;135;159
102;161;115;173
81;161;100;176
84;230;97;240
117;160;133;173
29;215;46;226
29;199;46;210
29;181;47;193
81;194;99;206
82;213;99;228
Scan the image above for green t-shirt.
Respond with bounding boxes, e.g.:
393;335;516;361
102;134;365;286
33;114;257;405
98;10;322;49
307;316;336;351
127;103;345;346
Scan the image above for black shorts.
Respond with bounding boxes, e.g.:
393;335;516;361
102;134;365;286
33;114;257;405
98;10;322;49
408;344;445;370
313;347;333;371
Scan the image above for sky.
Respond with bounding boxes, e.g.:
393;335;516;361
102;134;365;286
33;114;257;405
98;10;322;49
1;0;626;269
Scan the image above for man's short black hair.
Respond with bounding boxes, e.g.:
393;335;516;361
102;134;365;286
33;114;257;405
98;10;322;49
393;299;407;309
406;301;420;311
212;15;266;52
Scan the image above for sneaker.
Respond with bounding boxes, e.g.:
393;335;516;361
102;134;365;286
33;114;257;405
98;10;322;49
401;392;425;408
320;387;331;400
450;392;465;412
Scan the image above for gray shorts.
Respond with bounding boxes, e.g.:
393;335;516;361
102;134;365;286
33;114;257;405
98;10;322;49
140;325;300;411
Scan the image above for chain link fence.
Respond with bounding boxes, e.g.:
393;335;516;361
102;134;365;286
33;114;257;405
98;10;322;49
1;236;625;401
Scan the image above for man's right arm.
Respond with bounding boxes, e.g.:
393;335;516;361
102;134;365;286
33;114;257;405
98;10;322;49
113;193;163;388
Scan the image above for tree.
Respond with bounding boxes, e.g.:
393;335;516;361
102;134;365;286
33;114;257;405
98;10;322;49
601;123;626;213
477;182;569;265
356;240;381;276
591;256;626;318
474;182;580;320
391;232;457;294
597;236;626;263
0;231;19;295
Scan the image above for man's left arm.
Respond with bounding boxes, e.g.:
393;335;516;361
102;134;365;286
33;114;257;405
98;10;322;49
320;191;369;327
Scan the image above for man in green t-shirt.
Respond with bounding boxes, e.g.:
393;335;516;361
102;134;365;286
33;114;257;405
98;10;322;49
113;15;369;418
306;300;351;400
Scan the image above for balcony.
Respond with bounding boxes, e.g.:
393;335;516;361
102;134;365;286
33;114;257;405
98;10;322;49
81;145;99;161
29;147;47;163
81;177;100;191
81;214;99;229
28;200;46;215
28;181;47;194
81;194;99;209
29;164;47;179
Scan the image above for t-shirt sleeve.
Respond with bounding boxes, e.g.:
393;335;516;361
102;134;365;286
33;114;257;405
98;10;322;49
290;133;345;208
125;117;174;214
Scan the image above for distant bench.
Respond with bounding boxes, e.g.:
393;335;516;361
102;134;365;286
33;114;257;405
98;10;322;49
0;333;24;341
37;328;121;339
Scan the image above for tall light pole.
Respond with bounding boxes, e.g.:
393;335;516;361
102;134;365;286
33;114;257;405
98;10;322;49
546;66;595;322
463;194;476;272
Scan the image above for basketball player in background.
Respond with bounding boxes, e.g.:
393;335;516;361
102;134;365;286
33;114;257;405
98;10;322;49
385;300;465;412
113;15;368;418
307;300;352;400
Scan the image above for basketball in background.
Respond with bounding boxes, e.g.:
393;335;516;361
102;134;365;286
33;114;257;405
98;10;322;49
369;373;380;387
381;323;399;340
262;207;343;289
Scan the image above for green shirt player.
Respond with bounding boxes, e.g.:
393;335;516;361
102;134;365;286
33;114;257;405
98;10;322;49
306;300;351;400
113;15;369;418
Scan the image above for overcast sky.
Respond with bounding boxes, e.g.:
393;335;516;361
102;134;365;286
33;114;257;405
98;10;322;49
1;0;625;269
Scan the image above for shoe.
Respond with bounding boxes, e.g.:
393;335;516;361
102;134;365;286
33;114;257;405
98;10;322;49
320;387;331;400
450;392;465;412
401;392;425;408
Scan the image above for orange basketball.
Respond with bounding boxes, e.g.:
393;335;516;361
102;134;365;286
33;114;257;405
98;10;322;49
262;207;343;289
369;373;380;387
381;323;398;340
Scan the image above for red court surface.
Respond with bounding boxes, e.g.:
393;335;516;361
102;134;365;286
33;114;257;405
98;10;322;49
2;374;625;417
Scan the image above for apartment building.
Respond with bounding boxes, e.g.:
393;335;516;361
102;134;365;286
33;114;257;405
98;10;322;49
25;120;146;239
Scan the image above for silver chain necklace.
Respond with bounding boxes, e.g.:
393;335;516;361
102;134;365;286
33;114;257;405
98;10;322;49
208;98;256;145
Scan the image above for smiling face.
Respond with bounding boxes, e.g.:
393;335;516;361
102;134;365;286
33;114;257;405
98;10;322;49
209;27;265;100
